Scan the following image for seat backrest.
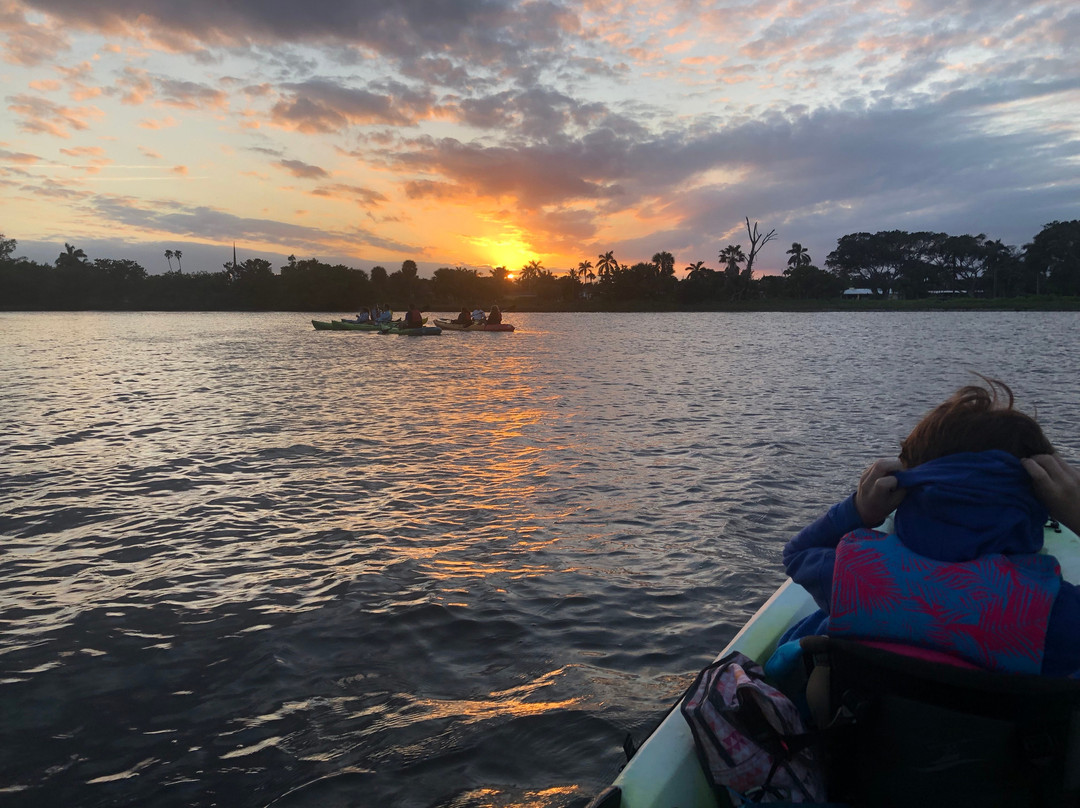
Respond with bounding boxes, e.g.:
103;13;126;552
800;635;1080;808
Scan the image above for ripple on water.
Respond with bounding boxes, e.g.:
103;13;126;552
2;311;1080;806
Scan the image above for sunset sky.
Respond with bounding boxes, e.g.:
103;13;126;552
2;0;1078;277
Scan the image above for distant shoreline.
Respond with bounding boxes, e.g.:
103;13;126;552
506;296;1080;313
3;296;1080;314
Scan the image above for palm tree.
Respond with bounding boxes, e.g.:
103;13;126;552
57;243;88;269
174;249;183;272
685;260;706;278
652;251;675;276
597;251;617;281
577;260;593;285
718;244;746;274
518;259;543;291
164;249;174;271
786;242;811;270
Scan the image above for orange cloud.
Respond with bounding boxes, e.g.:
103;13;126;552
0;147;41;165
138;115;178;129
116;67;154;105
0;10;68;67
7;94;104;138
59;145;106;157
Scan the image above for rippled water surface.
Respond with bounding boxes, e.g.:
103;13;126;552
2;310;1079;807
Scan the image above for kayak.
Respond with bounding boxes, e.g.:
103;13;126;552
311;318;426;331
311;319;380;331
433;318;515;332
588;520;1080;808
379;325;442;336
335;319;382;330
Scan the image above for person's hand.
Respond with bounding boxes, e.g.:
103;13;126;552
855;459;906;528
1022;453;1080;535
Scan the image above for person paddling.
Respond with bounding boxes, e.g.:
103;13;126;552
403;303;424;329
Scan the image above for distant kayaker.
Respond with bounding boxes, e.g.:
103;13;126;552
487;305;502;325
779;377;1080;677
356;309;371;323
471;307;486;323
377;305;393;323
453;307;473;326
403;303;423;328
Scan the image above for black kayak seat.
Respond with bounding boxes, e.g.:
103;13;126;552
800;635;1080;808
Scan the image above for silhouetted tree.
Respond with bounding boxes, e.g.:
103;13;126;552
938;234;992;295
742;218;777;296
0;234;16;262
826;232;910;297
652;251;675;277
388;260;421;303
782;263;845;299
718;244;746;300
786;242;811;270
719;244;745;272
1025;220;1080;296
432;266;481;304
57;243;88;270
597;251;617;283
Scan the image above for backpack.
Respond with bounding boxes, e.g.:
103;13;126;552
681;651;827;804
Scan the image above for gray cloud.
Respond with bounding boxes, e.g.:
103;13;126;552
270;79;439;132
20;0;579;69
275;159;329;180
84;195;420;257
309;183;388;207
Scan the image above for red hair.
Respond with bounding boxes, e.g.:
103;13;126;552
899;378;1053;468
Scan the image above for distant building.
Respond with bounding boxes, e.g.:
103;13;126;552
842;288;875;299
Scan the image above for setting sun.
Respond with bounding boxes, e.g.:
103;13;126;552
468;235;536;274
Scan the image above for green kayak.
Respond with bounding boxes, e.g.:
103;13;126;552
311;319;383;331
378;325;442;336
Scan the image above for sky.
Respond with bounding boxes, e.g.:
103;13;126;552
1;0;1079;278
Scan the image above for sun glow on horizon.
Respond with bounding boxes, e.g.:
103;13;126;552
467;233;537;274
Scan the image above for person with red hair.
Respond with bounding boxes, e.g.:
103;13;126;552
781;378;1080;676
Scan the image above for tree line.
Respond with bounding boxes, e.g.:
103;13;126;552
1;220;1077;311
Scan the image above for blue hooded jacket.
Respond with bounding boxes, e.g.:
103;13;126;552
782;450;1080;676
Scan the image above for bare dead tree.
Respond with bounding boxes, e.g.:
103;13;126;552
743;216;777;280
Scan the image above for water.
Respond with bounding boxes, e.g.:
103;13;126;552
2;310;1078;807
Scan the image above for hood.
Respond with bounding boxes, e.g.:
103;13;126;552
893;450;1047;562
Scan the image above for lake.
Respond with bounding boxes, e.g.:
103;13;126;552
1;310;1078;807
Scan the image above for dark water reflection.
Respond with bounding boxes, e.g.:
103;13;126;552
1;311;1079;806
